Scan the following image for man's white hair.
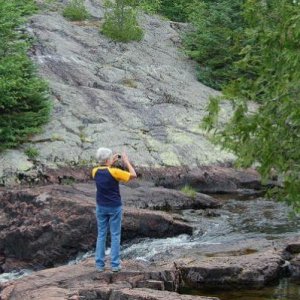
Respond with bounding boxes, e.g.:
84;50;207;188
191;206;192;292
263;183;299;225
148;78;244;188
96;147;112;164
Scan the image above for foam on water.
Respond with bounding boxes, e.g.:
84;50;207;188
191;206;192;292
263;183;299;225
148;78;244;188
0;269;32;283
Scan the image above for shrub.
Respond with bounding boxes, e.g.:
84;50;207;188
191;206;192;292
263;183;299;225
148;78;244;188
63;0;89;21
181;185;197;199
138;0;161;14
101;0;143;42
25;147;39;159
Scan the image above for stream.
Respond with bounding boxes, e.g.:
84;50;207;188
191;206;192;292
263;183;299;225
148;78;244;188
122;195;300;300
1;195;300;300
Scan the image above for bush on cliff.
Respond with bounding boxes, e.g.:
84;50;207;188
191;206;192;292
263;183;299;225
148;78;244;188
101;0;143;42
63;0;89;21
0;0;50;151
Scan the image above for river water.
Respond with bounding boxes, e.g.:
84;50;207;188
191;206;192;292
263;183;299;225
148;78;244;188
122;196;300;300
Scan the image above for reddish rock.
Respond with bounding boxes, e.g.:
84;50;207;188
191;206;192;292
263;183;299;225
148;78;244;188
0;258;218;300
123;208;192;239
12;165;264;195
144;166;263;193
0;183;193;272
122;186;221;210
179;250;284;289
109;288;218;300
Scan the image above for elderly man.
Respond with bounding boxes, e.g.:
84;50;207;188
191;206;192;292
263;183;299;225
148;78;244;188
92;148;137;272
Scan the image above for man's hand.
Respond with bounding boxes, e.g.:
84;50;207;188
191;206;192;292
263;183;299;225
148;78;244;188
121;150;129;164
121;150;137;179
112;153;120;164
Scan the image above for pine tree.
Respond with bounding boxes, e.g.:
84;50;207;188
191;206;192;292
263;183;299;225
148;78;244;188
0;0;50;151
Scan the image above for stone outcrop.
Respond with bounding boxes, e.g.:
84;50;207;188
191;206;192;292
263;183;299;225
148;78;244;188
179;249;285;289
1;242;298;300
0;182;199;272
0;258;218;300
0;0;236;185
2;163;264;197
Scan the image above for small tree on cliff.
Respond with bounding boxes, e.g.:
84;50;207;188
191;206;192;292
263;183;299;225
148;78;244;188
0;0;50;151
101;0;143;42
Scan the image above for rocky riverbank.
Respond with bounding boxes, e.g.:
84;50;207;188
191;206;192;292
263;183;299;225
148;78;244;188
0;166;263;273
0;166;299;300
1;239;299;300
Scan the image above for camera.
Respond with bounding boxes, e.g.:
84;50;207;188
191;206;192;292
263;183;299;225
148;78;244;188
117;154;122;159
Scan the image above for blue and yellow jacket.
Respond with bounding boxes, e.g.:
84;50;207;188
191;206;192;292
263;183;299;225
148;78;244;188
92;166;130;207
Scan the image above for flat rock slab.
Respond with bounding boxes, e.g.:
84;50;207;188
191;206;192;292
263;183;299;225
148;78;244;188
0;258;218;300
179;249;285;289
109;288;218;300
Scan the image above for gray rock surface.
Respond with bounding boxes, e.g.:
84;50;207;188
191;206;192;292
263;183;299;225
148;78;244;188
0;0;235;185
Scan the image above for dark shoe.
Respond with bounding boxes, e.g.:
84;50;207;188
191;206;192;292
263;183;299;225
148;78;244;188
111;266;121;272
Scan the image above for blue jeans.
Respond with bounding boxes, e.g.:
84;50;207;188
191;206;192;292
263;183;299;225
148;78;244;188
95;205;122;269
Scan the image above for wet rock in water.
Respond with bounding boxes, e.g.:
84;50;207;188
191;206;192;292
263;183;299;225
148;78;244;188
179;249;284;289
123;208;193;239
284;238;300;279
0;183;193;272
0;258;218;300
285;238;300;254
290;254;300;279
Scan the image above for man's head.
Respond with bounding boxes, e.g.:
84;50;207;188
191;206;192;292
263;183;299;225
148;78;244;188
96;147;113;166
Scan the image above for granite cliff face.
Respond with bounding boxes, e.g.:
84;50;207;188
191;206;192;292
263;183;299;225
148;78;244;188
0;0;234;185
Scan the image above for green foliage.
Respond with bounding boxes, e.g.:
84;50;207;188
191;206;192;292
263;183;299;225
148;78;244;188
101;0;143;42
0;0;51;151
63;0;89;21
25;147;39;159
181;185;197;199
158;0;193;22
183;0;245;90
138;0;161;14
203;0;300;211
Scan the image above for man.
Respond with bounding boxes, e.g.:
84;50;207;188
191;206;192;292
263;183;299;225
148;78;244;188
92;148;137;272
